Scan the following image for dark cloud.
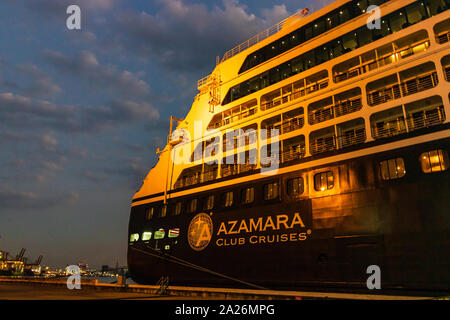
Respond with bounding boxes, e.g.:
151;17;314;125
0;93;159;133
16;63;62;98
43;50;150;99
20;0;118;19
111;0;290;73
0;188;79;210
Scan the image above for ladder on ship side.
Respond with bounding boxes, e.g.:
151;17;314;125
156;276;169;295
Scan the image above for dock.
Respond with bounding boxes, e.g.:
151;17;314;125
0;277;445;300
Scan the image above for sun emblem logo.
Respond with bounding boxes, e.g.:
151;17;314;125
188;213;213;251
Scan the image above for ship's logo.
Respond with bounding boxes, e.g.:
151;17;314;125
188;213;213;251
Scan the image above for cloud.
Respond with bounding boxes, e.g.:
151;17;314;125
111;0;291;73
0;188;79;210
21;0;117;19
16;63;62;98
43;50;151;99
0;93;159;133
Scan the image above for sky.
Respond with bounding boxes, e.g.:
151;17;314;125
0;0;331;269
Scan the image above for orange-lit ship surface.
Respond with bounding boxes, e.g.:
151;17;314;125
128;0;450;292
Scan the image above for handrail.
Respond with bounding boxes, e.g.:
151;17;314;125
310;128;366;155
308;96;362;125
436;31;450;44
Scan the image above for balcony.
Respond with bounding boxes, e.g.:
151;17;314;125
333;33;430;84
261;77;328;111
372;117;407;139
406;105;446;132
309;96;362;125
436;31;450;44
367;69;438;106
310;136;336;155
281;145;306;163
445;65;450;81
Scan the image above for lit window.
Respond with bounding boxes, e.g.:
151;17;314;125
203;195;214;210
187;199;198;213
168;228;180;238
174;202;182;215
164;245;170;250
145;207;154;220
142;232;152;241
288;177;304;195
161;205;167;218
264;182;279;200
420;149;449;173
223;191;233;207
314;171;334;191
380;158;406;180
129;233;139;242
242;187;255;204
154;229;165;239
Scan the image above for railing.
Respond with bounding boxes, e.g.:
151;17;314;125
239;163;257;173
336;128;366;149
261;79;328;111
309;96;362;125
281;145;306;163
367;83;401;106
400;71;438;97
310;136;337;155
281;116;304;134
197;75;211;89
436;31;450;44
372;118;407;139
444;65;450;81
406;106;446;132
371;106;445;140
333;40;430;83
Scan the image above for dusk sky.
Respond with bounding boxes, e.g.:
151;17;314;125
0;0;331;269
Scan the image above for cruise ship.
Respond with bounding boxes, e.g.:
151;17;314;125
128;0;450;292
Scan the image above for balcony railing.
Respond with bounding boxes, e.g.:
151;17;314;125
400;71;438;97
336;128;366;149
368;70;437;106
281;145;306;163
372;118;407;139
436;31;450;44
371;105;445;140
261;79;328;111
333;40;430;83
445;65;450;81
309;96;362;125
406;105;446;132
310;136;337;155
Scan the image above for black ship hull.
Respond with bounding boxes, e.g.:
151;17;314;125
127;136;450;292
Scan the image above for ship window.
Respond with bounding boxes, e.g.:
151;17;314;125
129;233;139;242
161;205;167;218
142;232;152;241
242;187;255;204
287;177;304;195
420;149;450;173
223;191;234;207
405;2;428;25
264;182;279;200
187;199;198;214
389;11;407;33
203;195;214;211
174;202;182;215
168;228;180;238
145;207;154;220
154;229;165;239
314;171;334;191
380;158;406;180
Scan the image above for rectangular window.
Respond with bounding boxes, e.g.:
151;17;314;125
168;228;180;238
406;3;427;25
203;195;214;210
287;177;304;195
242;187;255;204
187;199;198;214
223;191;233;207
174;202;182;215
154;229;165;239
264;182;279;200
146;207;154;220
420;149;450;173
314;171;334;191
161;205;167;218
129;233;139;242
380;158;406;180
142;232;152;241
